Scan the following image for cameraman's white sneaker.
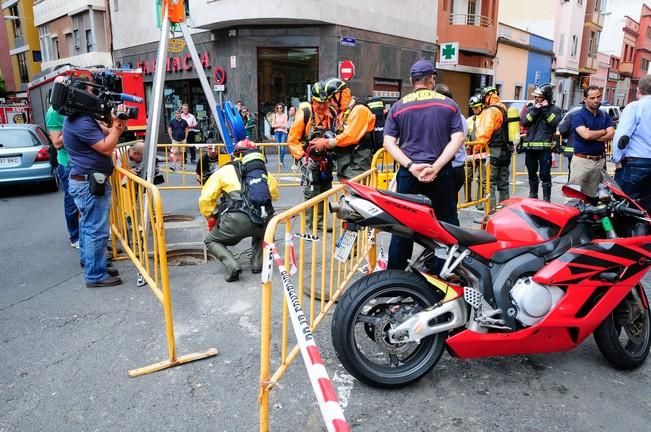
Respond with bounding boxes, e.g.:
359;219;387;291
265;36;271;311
70;241;80;249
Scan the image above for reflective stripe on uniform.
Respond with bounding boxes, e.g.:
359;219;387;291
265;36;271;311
522;141;553;149
526;113;534;122
546;113;556;123
367;101;384;110
563;146;574;154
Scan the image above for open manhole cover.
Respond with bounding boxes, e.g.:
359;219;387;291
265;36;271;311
167;248;216;266
163;214;196;223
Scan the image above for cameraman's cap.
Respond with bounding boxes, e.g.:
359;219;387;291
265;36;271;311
410;60;436;78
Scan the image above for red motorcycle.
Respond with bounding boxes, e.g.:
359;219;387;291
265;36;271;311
330;179;651;388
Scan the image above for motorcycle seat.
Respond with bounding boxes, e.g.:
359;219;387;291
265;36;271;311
378;189;432;207
440;221;497;246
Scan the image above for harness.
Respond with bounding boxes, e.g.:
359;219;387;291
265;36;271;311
334;102;375;154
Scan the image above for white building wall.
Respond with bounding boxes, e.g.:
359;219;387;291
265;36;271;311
553;0;586;75
110;0;438;51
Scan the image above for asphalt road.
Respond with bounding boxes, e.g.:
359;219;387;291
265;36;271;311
1;165;650;432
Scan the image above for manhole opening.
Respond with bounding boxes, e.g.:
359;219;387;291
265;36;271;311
167;248;216;266
163;214;196;223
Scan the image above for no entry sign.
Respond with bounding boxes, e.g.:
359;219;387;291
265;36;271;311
339;60;355;81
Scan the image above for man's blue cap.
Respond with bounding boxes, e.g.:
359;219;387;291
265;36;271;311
410;60;436;78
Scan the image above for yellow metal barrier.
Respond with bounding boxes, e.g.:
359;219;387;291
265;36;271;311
258;167;378;431
110;147;218;377
459;141;491;214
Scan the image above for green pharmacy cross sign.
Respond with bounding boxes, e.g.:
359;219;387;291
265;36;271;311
439;42;459;65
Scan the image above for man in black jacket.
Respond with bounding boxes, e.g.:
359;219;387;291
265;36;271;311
520;84;562;201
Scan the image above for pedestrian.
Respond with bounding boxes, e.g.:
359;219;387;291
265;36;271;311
569;85;614;197
46;81;80;249
434;83;468;205
475;86;511;209
612;74;651;212
287;81;337;230
198;139;279;282
309;78;375;180
167;109;189;171
520;83;562;201
271;103;288;166
195;144;220;184
241;106;256;139
180;103;198;164
382;60;465;271
63;79;128;287
465;93;488;208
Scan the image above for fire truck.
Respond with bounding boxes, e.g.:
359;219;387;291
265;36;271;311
27;65;147;140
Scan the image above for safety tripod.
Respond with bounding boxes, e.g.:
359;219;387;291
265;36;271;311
131;0;220;377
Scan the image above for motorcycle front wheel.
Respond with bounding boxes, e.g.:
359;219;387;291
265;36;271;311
331;270;447;388
594;284;651;370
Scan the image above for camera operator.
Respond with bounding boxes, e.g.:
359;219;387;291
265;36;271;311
64;78;129;288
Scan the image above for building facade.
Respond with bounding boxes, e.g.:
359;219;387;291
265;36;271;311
32;0;113;71
494;23;553;101
553;0;587;110
110;0;437;140
2;0;41;96
617;4;651;105
436;0;499;114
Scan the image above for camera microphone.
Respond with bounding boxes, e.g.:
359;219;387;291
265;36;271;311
107;92;143;103
618;135;630;150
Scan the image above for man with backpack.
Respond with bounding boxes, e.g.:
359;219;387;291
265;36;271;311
520;84;562;201
309;78;376;180
476;86;511;209
198;139;279;282
287;80;337;230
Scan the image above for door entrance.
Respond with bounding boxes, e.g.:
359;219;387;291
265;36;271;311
257;47;318;140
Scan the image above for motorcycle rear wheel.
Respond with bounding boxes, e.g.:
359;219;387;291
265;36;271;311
331;270;446;388
594;284;651;370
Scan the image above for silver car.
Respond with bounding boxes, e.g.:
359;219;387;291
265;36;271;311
0;124;58;191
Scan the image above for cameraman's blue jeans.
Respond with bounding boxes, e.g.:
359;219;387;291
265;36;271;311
69;178;112;283
56;164;79;244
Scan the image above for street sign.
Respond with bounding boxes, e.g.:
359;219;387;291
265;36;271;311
340;37;356;47
439;42;459;66
339;60;355;81
213;84;225;92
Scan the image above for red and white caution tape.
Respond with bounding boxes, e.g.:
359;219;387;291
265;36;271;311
285;232;298;275
262;241;350;432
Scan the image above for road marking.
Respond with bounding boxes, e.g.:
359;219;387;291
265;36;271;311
332;369;355;408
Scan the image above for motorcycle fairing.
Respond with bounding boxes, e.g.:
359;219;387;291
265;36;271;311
446;236;651;358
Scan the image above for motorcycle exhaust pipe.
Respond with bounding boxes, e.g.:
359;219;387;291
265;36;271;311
329;196;362;222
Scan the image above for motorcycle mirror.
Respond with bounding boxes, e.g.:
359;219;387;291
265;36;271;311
561;184;590;201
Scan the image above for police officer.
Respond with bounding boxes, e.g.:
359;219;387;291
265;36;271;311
383;60;465;271
612;74;651;212
309;78;376;180
476;86;511;209
198;139;279;282
520;83;562;201
286;81;337;230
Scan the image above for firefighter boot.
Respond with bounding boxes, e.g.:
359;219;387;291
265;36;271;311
528;182;539;199
542;182;552;202
207;242;242;282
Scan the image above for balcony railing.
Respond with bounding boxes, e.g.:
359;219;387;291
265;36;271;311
448;13;494;27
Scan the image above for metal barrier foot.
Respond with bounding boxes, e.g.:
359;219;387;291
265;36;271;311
128;348;219;377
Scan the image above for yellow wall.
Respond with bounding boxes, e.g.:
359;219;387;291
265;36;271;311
495;43;528;100
5;0;41;92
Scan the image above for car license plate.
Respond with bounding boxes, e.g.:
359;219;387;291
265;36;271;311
0;156;21;168
335;230;357;262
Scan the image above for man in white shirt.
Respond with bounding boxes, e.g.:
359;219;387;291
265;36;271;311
181;103;198;163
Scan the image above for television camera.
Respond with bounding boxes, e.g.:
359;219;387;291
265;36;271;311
50;71;143;122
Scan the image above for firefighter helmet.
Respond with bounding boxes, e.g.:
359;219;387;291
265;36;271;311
311;80;327;103
481;86;498;101
532;83;554;102
233;138;258;156
469;94;483;108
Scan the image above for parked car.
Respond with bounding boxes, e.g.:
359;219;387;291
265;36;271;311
0;124;58;191
599;104;621;128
